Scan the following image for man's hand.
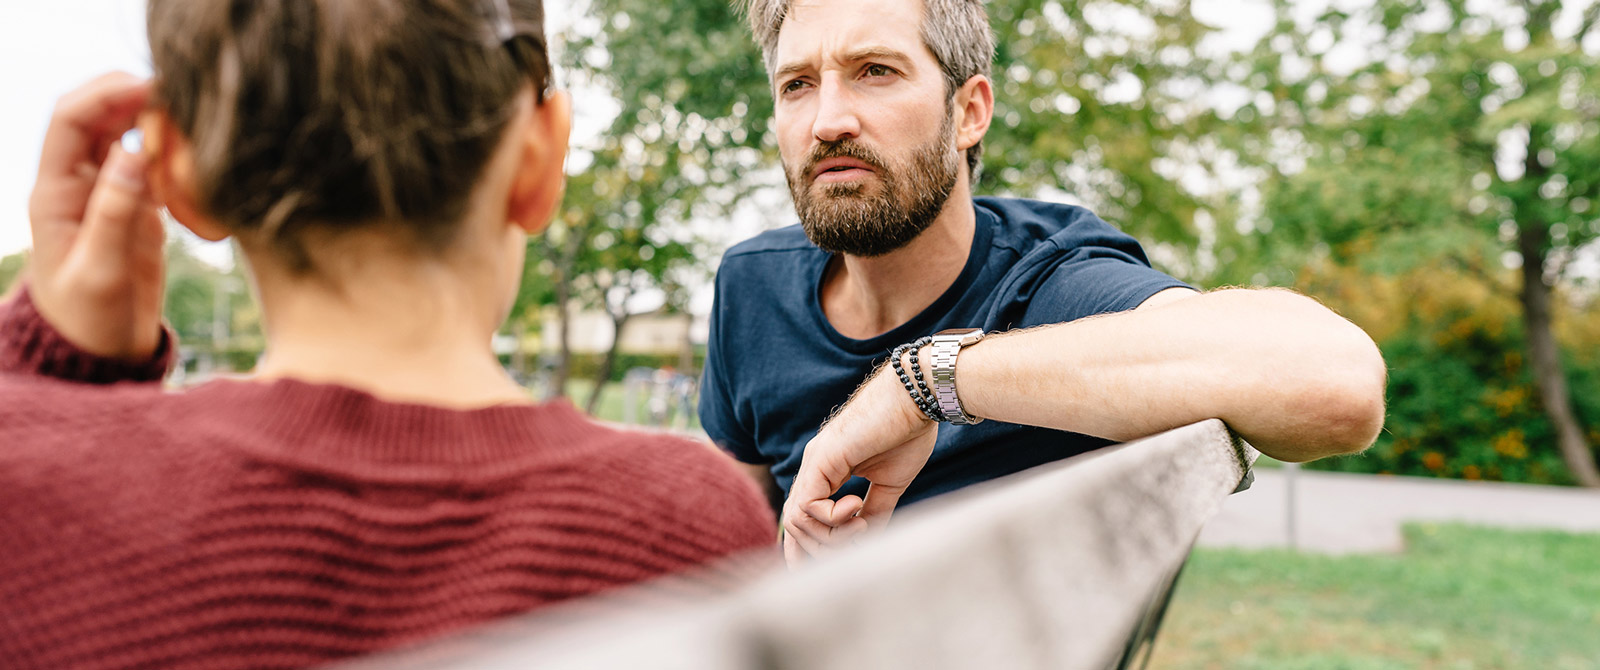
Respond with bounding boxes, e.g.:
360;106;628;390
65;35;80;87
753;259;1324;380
782;364;939;565
27;72;165;361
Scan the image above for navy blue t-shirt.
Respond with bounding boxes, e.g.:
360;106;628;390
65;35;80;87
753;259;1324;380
699;197;1190;506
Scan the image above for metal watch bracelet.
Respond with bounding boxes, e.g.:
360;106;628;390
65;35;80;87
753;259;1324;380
927;328;985;425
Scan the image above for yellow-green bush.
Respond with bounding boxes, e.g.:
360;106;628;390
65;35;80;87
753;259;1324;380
1298;265;1600;485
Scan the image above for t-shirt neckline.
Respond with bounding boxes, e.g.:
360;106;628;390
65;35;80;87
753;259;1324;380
808;202;997;356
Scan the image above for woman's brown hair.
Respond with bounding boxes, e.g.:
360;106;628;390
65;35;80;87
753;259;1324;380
147;0;552;271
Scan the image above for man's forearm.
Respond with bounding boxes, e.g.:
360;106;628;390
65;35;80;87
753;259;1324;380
950;288;1386;462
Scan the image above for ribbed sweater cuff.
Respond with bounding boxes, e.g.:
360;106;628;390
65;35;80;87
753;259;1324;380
0;286;174;384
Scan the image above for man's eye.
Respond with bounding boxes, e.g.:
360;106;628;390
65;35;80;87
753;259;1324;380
782;79;811;94
864;64;894;78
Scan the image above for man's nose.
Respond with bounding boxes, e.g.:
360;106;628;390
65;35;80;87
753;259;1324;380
811;75;861;143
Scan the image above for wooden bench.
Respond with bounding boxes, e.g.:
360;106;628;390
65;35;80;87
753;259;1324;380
343;419;1257;670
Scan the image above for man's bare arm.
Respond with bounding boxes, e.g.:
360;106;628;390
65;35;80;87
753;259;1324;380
955;286;1386;461
780;286;1386;561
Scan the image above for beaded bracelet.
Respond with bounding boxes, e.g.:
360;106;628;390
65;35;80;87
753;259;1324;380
890;337;944;421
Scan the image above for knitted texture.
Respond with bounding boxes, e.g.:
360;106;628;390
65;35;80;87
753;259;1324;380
0;292;777;670
0;287;174;383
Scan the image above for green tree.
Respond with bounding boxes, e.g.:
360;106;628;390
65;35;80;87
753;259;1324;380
519;0;773;402
162;234;259;372
527;150;698;412
1236;0;1600;485
980;0;1245;276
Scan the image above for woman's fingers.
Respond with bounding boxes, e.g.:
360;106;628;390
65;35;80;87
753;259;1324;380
36;72;149;183
30;73;151;268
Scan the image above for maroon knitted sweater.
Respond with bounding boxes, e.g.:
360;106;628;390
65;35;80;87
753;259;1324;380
0;289;777;670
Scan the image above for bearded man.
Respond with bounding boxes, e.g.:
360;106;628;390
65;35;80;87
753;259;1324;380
699;0;1388;563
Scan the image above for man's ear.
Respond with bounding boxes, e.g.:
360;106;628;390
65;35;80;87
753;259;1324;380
952;75;994;155
507;90;573;236
139;110;231;242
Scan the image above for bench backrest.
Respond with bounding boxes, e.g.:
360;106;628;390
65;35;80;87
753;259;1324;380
345;419;1257;670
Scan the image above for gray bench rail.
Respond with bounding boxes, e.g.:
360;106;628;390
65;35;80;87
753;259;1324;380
343;419;1258;670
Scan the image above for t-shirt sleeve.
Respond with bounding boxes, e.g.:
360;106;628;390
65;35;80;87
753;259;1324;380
1014;224;1191;328
697;271;766;465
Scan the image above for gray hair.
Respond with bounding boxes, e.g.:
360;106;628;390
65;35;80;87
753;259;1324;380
745;0;994;179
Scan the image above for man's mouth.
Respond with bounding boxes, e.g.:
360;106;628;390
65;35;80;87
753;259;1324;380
812;158;876;183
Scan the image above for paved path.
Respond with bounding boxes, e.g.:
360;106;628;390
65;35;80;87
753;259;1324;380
1197;467;1600;553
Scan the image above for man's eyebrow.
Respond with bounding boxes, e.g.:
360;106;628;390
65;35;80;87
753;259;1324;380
840;47;912;65
774;60;812;82
772;46;914;82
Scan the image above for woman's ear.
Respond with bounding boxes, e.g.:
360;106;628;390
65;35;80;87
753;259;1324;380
139;110;231;242
506;90;573;236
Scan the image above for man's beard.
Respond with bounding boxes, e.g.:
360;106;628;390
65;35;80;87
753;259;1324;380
785;114;960;258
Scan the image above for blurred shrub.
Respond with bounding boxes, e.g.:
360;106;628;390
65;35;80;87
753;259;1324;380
1300;264;1599;485
0;251;25;296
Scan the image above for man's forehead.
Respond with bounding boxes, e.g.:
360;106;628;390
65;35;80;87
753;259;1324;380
774;0;928;66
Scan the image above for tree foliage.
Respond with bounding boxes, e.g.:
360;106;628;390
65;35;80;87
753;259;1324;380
1231;0;1600;485
981;0;1244;276
523;155;699;409
514;0;765;399
1300;263;1600;484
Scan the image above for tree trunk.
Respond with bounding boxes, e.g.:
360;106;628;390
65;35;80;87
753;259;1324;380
544;233;585;401
510;319;527;376
548;288;573;400
1517;128;1600;487
586;309;633;415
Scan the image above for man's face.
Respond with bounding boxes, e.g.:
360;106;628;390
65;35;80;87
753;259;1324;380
771;0;962;257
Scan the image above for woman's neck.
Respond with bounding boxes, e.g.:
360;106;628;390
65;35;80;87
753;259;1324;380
248;255;530;410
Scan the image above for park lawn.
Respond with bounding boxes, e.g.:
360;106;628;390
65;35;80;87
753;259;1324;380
555;379;702;431
1150;523;1600;670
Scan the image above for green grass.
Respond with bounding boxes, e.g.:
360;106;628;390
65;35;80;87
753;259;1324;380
1152;524;1600;670
553;379;702;430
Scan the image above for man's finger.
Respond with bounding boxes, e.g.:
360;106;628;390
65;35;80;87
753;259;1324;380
833;516;870;544
786;444;856;523
803;495;863;528
858;481;910;526
79;146;153;259
783;531;806;566
784;514;830;556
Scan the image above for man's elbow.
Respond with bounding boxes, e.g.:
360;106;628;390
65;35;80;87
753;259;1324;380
1289;342;1388;461
1314;371;1387;458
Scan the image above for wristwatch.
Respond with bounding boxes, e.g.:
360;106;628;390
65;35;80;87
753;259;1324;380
928;328;985;425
